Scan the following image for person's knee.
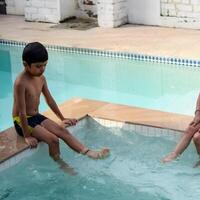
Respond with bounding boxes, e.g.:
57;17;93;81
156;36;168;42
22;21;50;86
193;132;200;143
48;135;59;146
57;125;70;136
186;125;199;136
58;125;66;132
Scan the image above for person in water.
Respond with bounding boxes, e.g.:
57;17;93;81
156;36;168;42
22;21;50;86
13;42;110;173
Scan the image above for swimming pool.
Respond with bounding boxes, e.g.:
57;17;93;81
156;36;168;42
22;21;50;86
0;43;199;131
1;41;200;200
1;117;199;200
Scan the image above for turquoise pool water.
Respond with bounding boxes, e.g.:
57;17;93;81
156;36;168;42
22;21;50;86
1;119;200;200
0;44;199;130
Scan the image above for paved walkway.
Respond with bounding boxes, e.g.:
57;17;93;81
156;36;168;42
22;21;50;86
0;15;200;59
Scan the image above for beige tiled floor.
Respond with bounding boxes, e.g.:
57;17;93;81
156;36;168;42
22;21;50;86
1;15;200;59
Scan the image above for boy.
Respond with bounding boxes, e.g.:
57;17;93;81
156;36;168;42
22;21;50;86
13;42;109;170
162;93;200;164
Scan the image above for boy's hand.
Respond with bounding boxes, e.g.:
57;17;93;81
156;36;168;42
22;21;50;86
62;118;77;127
25;136;38;148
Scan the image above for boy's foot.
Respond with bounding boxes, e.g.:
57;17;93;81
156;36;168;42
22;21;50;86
53;155;77;175
161;152;178;163
60;163;77;176
85;148;110;159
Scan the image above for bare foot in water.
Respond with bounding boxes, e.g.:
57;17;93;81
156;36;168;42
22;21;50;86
84;148;110;159
53;155;77;175
60;163;77;176
161;152;178;163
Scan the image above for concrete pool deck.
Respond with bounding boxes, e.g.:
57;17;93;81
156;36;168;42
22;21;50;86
1;15;200;59
0;98;193;164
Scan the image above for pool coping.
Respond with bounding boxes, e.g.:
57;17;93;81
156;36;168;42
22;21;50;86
1;39;200;67
0;97;193;168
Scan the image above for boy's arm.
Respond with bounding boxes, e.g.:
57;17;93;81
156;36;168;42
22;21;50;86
15;82;38;147
42;77;65;121
42;78;77;126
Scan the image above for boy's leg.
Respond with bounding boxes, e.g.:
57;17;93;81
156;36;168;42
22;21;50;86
32;125;60;158
41;119;86;153
41;119;110;159
32;125;76;175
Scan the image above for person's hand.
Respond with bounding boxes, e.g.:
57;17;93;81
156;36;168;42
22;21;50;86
190;112;200;127
62;118;77;127
24;136;38;148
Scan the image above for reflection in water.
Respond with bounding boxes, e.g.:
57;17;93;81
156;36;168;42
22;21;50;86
0;50;13;131
0;50;12;98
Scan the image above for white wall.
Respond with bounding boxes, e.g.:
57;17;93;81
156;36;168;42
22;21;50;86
6;0;25;15
160;0;200;29
97;0;128;28
76;0;97;19
25;0;60;23
127;0;160;25
60;0;76;20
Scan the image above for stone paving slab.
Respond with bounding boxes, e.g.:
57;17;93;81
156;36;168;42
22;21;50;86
0;127;27;164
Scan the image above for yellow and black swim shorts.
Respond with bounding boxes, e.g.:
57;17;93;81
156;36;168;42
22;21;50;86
13;113;47;136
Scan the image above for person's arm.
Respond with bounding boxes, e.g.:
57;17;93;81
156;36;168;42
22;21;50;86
196;93;200;110
193;93;200;124
42;77;65;120
15;82;38;147
42;77;77;126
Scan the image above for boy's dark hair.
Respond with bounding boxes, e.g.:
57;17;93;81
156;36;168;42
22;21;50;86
22;42;48;66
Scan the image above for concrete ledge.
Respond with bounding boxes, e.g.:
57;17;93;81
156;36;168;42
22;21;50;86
0;127;28;164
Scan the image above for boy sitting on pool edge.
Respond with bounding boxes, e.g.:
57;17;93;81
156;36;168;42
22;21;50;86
13;42;110;171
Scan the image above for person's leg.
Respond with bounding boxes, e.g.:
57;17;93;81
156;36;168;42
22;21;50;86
41;119;86;153
41;119;110;159
32;125;60;157
193;132;200;155
162;123;200;163
192;132;200;167
31;125;76;175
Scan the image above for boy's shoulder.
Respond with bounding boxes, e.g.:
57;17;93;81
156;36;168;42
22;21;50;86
15;72;24;81
14;73;28;87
